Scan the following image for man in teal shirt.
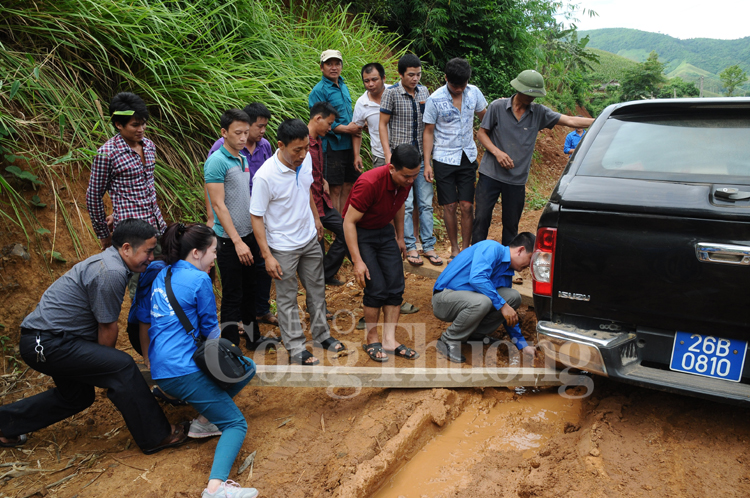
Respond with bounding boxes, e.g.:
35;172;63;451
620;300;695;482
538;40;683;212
309;49;362;214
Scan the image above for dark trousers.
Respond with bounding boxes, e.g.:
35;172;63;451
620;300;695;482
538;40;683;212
0;330;171;451
319;204;348;281
217;233;260;345
472;173;526;246
357;224;405;308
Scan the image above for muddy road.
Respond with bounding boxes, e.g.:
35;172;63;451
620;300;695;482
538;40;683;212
1;126;748;498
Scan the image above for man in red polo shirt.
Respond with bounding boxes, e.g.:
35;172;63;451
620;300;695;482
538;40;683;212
342;144;422;362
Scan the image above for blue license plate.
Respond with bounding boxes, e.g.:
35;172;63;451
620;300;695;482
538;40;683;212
670;331;747;382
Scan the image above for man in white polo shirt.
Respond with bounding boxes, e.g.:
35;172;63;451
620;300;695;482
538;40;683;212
353;62;387;169
250;119;344;366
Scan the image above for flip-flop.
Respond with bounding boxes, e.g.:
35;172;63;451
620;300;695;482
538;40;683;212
384;344;420;359
363;342;388;362
406;254;423;266
400;302;420;314
0;433;27;448
424;253;443;266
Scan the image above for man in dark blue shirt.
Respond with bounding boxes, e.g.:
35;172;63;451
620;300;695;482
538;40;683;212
432;233;536;363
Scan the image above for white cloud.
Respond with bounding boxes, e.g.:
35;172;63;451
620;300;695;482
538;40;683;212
569;0;749;40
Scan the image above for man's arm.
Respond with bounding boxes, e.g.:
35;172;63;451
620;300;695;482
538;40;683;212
251;214;282;280
334;122;362;136
557;115;594;129
343;207;370;288
422;123;435;183
138;322;150;368
203;184;214;228
393;204;407;258
352;134;364;172
475;109;487;121
98;321;119;348
379;112;392;163
206;183;253;265
86;152;113;249
310;188;324;241
477;127;514;170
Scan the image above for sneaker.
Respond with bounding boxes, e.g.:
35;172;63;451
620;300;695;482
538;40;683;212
188;419;222;438
202;480;258;498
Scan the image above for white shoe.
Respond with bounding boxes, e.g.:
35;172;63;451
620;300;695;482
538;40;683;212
188;418;222;438
201;480;258;498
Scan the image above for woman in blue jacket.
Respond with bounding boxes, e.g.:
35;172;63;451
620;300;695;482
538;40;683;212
149;223;258;498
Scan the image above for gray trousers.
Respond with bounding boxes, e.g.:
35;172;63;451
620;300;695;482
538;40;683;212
372;156;386;168
271;237;331;356
432;287;522;342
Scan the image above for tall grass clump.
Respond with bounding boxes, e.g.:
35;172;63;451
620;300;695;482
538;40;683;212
0;0;404;259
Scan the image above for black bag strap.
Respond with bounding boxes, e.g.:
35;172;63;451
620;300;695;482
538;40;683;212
165;267;200;346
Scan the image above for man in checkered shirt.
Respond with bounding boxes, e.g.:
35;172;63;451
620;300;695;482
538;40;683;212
86;92;166;250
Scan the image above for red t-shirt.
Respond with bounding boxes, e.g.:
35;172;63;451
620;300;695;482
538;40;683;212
309;135;332;217
342;165;411;229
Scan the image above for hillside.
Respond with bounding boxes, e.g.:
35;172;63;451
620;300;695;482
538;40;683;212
580;28;750;94
586;48;638;85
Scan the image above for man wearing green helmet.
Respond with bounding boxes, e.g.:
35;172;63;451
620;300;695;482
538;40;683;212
473;70;594;245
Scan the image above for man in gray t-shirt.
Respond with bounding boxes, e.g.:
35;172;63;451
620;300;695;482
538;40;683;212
473;70;594;245
0;219;187;455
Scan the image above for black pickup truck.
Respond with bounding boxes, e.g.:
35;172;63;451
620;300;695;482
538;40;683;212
531;98;750;405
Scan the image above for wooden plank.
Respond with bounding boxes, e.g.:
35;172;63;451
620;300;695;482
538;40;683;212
249;365;568;388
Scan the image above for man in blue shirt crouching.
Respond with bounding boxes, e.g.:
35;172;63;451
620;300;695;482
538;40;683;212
432;233;537;363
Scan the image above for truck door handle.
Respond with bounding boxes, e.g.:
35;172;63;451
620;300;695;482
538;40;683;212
695;242;750;265
715;187;750;201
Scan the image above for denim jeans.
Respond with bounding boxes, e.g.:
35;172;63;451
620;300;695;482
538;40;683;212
404;162;435;252
158;361;255;481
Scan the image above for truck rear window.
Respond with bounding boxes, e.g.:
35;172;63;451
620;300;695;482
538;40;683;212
578;114;750;181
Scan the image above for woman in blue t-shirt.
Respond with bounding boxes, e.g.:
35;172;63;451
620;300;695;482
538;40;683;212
148;223;258;498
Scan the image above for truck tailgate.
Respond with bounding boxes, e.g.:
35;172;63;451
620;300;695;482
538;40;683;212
552;176;750;340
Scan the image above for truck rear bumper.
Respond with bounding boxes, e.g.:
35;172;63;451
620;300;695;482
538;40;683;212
536;321;635;376
537;321;750;405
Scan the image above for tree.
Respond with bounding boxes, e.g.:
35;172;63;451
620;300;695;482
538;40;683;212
620;51;666;101
719;65;748;97
657;77;699;99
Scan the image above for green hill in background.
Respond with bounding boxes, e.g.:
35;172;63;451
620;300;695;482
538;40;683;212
586;48;638;85
580;28;750;94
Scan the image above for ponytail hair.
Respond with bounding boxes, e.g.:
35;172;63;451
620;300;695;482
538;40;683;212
161;223;216;265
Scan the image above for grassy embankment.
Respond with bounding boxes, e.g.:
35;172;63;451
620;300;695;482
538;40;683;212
0;0;403;261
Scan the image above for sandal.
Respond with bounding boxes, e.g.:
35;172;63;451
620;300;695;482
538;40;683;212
314;337;345;352
362;342;388;362
143;421;189;455
152;385;189;406
384;344;420;360
256;313;279;326
355;317;366;330
290;350;320;366
0;432;27;448
406;253;423;266
400;302;419;314
423;253;443;266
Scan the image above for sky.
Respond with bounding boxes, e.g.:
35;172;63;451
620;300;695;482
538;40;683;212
569;0;749;40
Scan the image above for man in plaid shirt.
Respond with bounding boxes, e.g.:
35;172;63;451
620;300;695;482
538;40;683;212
379;54;442;268
86;92;166;250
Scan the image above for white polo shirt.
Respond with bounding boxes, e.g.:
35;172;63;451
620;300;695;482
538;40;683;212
250;150;317;251
353;90;384;159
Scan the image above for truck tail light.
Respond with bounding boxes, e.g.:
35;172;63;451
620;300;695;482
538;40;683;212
531;227;557;296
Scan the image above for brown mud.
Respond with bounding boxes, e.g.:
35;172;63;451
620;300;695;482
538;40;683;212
1;122;748;498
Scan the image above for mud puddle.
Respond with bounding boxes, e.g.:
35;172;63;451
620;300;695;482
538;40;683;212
372;391;581;498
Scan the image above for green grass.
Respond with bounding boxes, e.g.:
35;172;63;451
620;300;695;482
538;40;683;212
586;48;638;85
0;0;405;255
